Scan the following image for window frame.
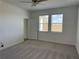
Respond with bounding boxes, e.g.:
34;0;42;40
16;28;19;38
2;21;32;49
38;14;64;32
39;15;49;32
51;14;64;32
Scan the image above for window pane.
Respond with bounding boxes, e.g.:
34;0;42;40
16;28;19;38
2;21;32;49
39;15;48;32
43;24;48;31
39;17;43;23
51;14;63;23
51;24;62;32
39;15;48;23
39;24;43;31
39;24;48;31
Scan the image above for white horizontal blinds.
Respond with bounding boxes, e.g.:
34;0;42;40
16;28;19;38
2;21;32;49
51;14;63;32
39;15;49;31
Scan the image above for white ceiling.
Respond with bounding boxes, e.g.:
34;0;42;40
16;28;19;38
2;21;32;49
2;0;79;10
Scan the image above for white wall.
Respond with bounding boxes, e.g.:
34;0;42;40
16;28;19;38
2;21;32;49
76;6;79;55
0;1;29;50
29;6;77;45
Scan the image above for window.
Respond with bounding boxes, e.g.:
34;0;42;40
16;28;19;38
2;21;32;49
39;14;63;32
51;14;63;32
39;15;49;31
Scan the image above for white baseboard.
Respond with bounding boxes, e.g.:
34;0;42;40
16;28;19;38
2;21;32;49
76;47;79;56
0;39;24;51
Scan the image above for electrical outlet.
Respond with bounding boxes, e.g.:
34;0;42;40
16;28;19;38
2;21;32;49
1;42;4;47
1;45;4;47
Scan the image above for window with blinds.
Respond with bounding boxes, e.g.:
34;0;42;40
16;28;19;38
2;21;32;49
39;15;49;32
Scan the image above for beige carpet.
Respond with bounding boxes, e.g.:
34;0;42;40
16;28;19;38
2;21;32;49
0;40;79;59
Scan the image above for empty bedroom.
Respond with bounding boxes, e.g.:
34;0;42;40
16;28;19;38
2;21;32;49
0;0;79;59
